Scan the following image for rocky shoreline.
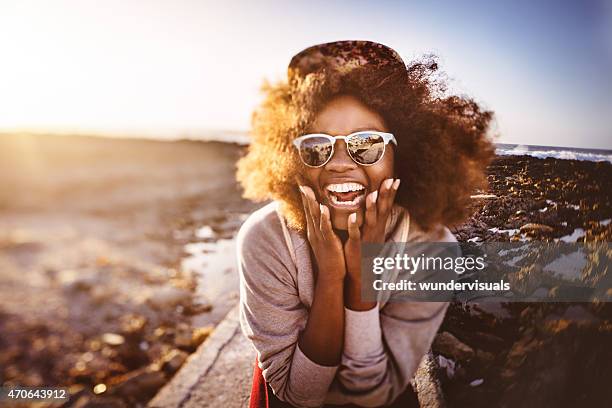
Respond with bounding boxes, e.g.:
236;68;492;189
437;155;612;408
0;135;610;407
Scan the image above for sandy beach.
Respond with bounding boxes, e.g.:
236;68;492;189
0;134;610;407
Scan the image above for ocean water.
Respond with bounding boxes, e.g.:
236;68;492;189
495;143;612;164
172;132;612;163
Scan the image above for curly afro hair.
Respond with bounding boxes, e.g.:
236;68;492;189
237;55;495;232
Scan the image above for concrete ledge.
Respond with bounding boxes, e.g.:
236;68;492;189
149;302;445;407
148;303;251;408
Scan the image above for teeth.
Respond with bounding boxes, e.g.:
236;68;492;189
326;182;365;193
330;194;364;206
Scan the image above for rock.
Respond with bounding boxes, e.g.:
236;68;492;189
508;264;545;296
432;331;475;362
153;326;172;342
170;324;213;351
519;223;553;235
469;378;484;387
93;383;107;395
183;301;213;316
436;354;456;379
74;353;118;381
475;350;495;365
548;286;595;301
160;349;189;376
59;269;101;292
173;323;195;349
470;303;512;320
472;332;507;352
470;194;498;199
117;342;150;369
88;339;102;352
119;314;147;336
192;325;214;347
102;333;125;346
108;366;166;402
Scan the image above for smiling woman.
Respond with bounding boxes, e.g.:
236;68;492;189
296;96;396;230
236;40;495;408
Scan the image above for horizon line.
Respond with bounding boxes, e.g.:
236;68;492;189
1;128;610;152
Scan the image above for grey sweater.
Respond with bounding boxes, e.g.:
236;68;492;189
237;202;455;407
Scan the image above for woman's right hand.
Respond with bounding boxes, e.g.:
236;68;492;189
299;185;346;284
296;185;346;368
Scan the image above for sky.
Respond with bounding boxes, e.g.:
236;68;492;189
0;0;611;148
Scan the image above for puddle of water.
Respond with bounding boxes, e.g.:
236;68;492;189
181;214;248;327
504;253;528;267
488;227;520;236
542;249;587;280
470;194;497;199
559;228;585;243
195;226;215;240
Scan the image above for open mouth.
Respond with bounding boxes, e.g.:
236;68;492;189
324;182;367;208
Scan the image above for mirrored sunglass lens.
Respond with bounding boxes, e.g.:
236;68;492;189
347;133;385;164
299;137;333;167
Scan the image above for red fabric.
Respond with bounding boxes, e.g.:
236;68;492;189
250;355;269;408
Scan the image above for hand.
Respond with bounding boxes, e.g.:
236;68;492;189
345;178;400;280
299;185;346;284
362;178;401;244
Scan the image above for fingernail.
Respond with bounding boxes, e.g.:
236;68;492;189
298;185;305;194
319;203;324;213
392;179;401;190
371;191;378;203
305;187;314;200
349;213;357;223
384;179;394;189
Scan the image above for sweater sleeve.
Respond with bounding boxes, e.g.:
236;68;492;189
336;225;456;407
237;208;338;407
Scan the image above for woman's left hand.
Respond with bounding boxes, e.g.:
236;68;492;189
345;178;400;280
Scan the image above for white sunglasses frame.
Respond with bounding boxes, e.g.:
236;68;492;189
292;131;397;168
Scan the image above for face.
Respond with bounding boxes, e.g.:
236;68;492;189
300;95;395;230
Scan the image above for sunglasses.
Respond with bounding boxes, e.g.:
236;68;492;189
292;131;397;168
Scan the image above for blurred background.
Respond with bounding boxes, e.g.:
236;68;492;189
0;1;611;407
1;0;611;147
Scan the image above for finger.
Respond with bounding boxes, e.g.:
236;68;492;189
299;185;315;238
389;178;400;207
302;185;321;228
345;212;362;276
347;212;361;242
319;204;333;240
365;191;378;228
377;178;395;218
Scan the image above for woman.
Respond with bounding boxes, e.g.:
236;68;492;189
236;40;494;407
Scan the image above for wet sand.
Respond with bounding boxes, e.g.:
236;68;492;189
0;134;610;407
0;134;259;407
